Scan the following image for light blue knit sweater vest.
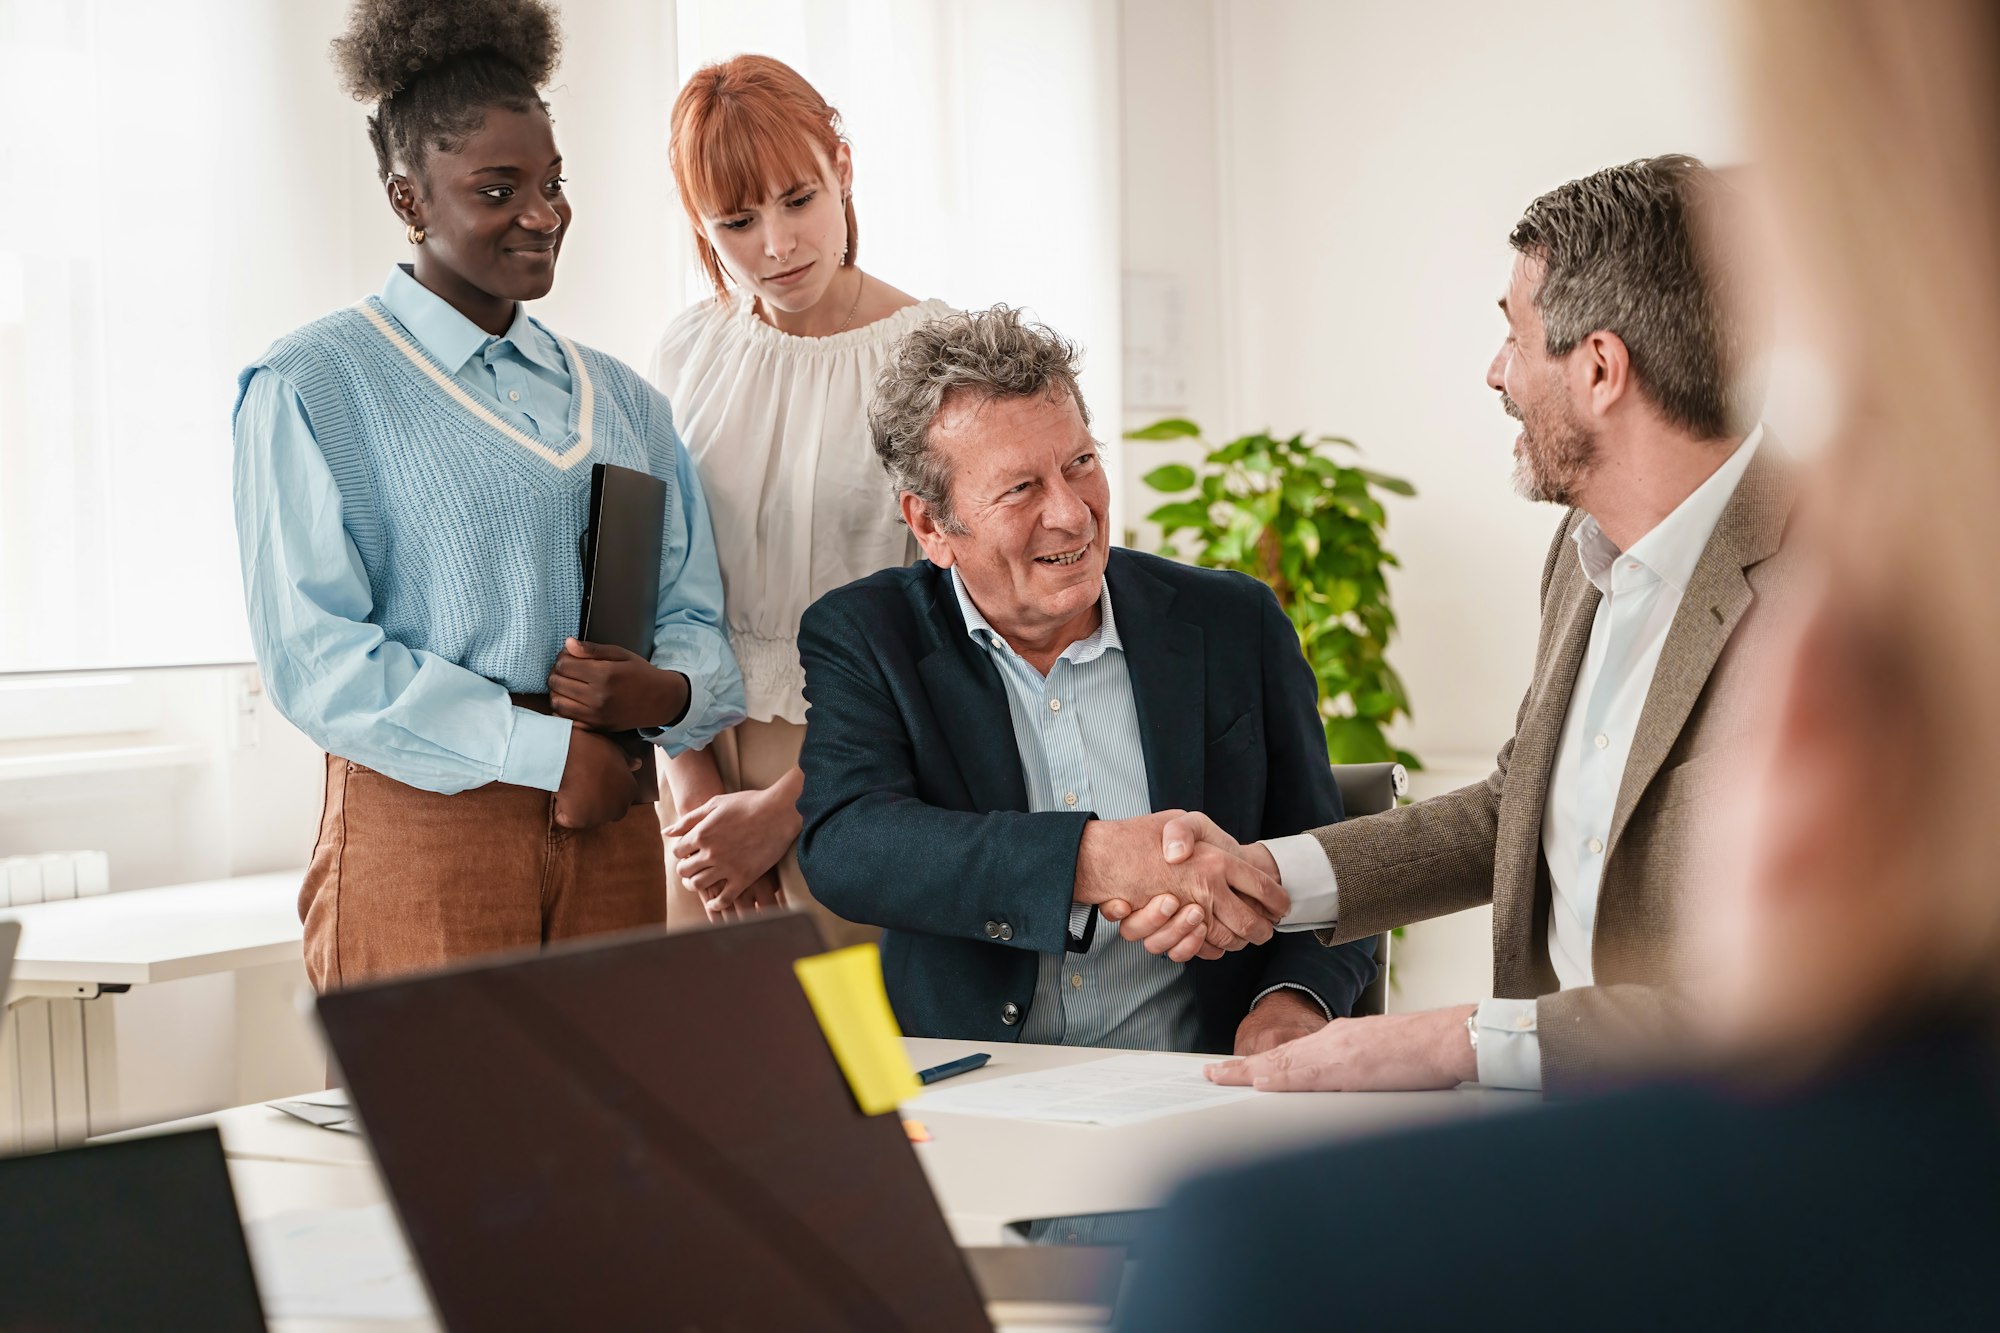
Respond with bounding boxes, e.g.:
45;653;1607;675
235;297;677;693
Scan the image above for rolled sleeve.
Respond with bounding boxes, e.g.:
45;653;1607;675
640;424;746;755
500;706;572;792
1266;833;1340;931
1473;997;1544;1090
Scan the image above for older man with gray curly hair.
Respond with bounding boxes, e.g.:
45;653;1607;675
794;305;1377;1054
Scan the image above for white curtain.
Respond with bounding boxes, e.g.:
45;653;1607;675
0;0;1122;674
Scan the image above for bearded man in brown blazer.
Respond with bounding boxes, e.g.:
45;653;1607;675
1102;155;1790;1095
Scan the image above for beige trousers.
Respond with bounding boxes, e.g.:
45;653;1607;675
658;718;878;951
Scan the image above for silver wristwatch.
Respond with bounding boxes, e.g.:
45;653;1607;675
1464;1010;1480;1052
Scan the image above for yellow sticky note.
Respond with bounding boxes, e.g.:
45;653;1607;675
793;944;921;1116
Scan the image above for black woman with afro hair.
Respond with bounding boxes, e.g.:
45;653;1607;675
231;0;745;991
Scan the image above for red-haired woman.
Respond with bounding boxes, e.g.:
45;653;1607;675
654;55;950;944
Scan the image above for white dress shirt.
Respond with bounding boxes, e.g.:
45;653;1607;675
1262;425;1764;1088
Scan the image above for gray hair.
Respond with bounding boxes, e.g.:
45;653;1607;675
1509;154;1765;440
869;304;1091;532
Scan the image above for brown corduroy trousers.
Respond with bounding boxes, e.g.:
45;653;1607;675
299;754;667;992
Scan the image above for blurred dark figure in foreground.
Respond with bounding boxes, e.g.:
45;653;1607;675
1118;1;2000;1326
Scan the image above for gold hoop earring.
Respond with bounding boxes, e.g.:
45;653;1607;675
406;223;426;245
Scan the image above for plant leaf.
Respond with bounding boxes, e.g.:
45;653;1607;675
1357;468;1417;497
1145;500;1212;533
1140;463;1197;493
1124;418;1202;441
1325;716;1395;764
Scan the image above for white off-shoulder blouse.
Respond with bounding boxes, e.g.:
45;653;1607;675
651;289;956;724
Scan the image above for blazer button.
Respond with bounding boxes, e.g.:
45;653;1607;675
1001;1002;1021;1026
998;923;1014;941
984;920;1001;938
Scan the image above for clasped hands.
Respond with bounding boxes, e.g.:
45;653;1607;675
664;782;799;921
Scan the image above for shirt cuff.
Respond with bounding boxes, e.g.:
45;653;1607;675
1067;901;1094;941
1473;997;1544;1090
501;707;571;792
1251;982;1331;1022
641;668;713;754
1265;833;1339;931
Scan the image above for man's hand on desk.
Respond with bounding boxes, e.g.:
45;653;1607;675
1100;811;1279;960
1231;989;1329;1056
1075;811;1288;955
1203;1004;1480;1092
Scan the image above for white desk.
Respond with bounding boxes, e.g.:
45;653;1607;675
0;872;305;999
109;1036;1534;1330
1;872;305;1149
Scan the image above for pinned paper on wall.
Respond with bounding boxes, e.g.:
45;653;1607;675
793;944;921;1115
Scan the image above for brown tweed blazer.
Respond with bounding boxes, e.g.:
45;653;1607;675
1313;443;1796;1092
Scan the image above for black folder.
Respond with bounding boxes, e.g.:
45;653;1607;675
578;462;666;657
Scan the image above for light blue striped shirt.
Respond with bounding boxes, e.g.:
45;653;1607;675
950;569;1200;1051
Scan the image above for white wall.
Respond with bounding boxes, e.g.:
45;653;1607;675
1217;0;1743;774
1120;0;1746;1009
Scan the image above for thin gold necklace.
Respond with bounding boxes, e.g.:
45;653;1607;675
832;267;865;334
753;266;865;337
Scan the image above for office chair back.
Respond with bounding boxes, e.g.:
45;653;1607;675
1327;763;1406;1017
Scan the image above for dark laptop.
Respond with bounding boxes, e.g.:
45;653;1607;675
0;1126;265;1331
317;914;996;1331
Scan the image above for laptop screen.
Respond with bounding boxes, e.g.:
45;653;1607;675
0;1126;265;1330
319;914;991;1331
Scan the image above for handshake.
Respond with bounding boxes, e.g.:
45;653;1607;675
1074;811;1286;962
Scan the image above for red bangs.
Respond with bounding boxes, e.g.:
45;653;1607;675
669;55;858;300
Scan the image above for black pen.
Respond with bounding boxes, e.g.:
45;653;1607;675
916;1052;991;1085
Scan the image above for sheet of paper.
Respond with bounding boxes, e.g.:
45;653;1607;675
269;1099;355;1129
242;1202;430;1321
902;1053;1260;1127
793;943;921;1115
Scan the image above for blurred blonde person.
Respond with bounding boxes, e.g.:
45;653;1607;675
1118;4;2000;1327
653;56;952;942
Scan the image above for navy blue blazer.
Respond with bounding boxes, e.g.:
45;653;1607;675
1118;1018;2000;1330
796;549;1377;1054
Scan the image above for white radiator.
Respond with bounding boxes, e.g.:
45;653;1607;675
3;850;110;905
2;850;111;1152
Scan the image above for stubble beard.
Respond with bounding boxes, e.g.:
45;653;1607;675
1506;391;1597;507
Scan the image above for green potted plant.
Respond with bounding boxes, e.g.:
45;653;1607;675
1128;419;1420;770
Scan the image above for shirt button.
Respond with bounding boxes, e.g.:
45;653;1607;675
1588;837;1604;855
1514;1014;1536;1030
1594;733;1609;750
1063;792;1078;807
1070;974;1083;990
1048;697;1062;713
508;389;521;402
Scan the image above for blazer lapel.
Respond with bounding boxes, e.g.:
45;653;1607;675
1106;554;1206;813
1608;442;1794;852
1491;540;1600;967
914;567;1033;814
